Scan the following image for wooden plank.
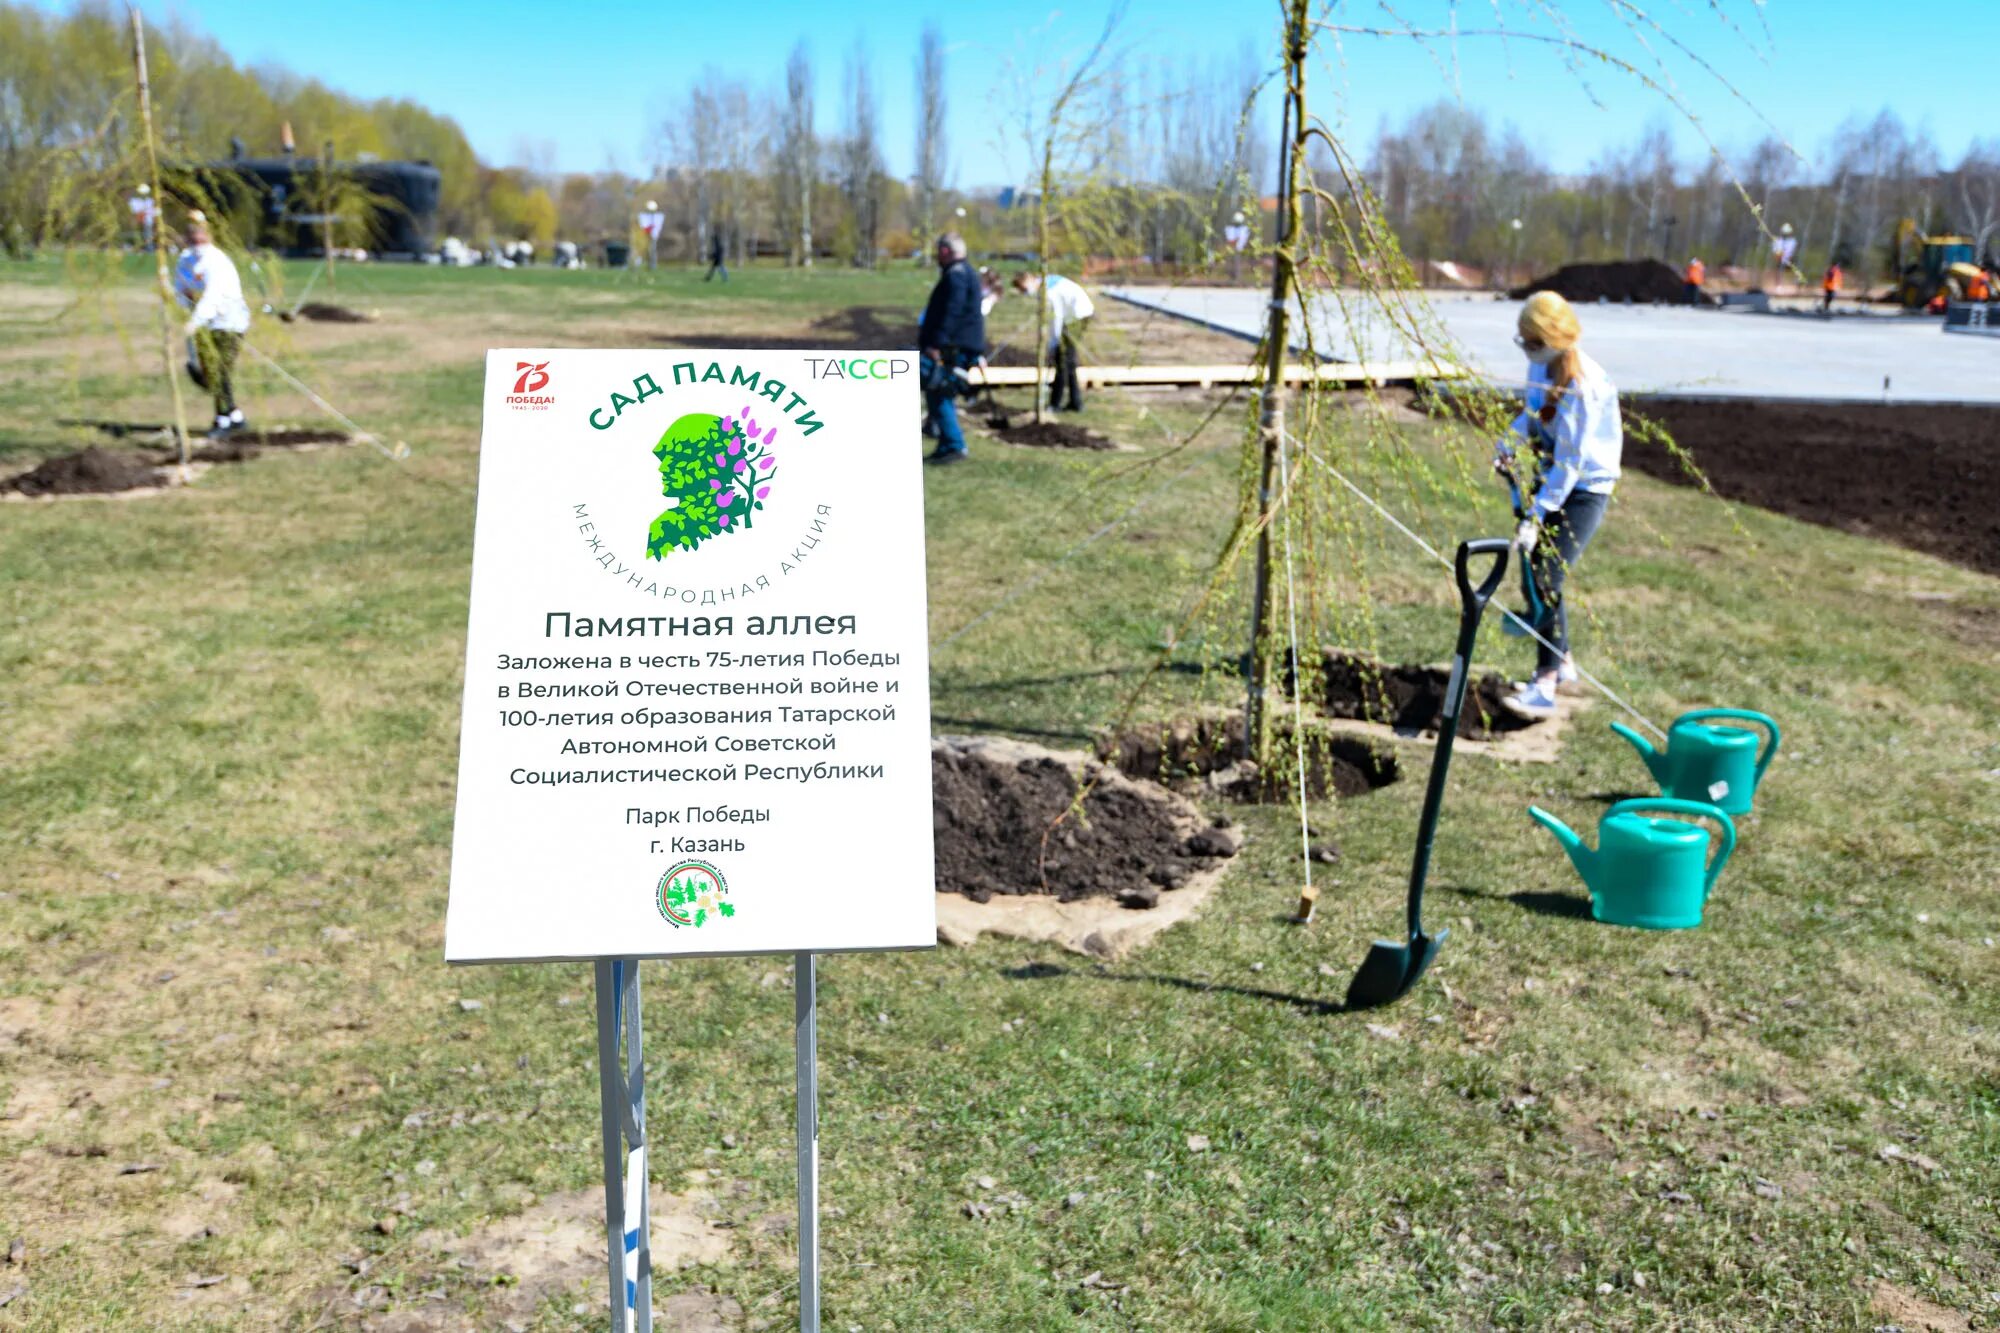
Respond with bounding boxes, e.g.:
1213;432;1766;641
965;361;1458;388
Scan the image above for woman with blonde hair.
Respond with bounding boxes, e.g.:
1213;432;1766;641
1495;290;1622;720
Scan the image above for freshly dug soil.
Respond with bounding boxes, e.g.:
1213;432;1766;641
3;446;164;496
931;738;1237;903
1317;651;1530;741
1625;398;2000;577
981;413;1117;450
1100;713;1400;802
282;301;373;323
1510;259;1712;306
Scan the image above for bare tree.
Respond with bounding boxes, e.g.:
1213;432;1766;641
913;25;948;244
779;42;815;266
840;43;883;267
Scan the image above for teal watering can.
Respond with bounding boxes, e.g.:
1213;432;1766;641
1527;798;1737;930
1612;708;1779;816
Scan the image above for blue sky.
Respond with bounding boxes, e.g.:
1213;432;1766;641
95;1;1988;184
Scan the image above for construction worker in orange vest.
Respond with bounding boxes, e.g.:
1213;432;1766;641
1682;256;1706;304
1821;263;1842;314
1967;269;1993;302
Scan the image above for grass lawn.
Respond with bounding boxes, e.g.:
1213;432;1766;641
1;255;1996;1331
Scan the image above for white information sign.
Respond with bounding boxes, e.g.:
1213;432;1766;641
447;349;936;963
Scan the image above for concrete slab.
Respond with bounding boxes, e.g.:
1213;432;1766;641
1106;286;2000;405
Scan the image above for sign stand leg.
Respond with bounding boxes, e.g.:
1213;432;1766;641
596;959;653;1333
794;951;820;1332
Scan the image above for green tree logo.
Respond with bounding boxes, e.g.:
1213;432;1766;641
648;408;779;559
656;860;734;928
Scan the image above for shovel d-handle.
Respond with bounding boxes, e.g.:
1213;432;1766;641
1605;798;1737;896
1677;708;1781;787
1455;537;1511;617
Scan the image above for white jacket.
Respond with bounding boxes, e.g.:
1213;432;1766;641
1041;274;1095;341
176;243;252;335
1496;349;1621;517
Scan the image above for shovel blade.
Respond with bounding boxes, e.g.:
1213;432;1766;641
1343;930;1446;1011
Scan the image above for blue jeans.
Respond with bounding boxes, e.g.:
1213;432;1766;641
1532;488;1610;675
922;350;973;454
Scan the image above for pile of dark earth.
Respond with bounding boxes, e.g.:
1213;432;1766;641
980;413;1116;450
281;302;373;323
1099;713;1400;803
1625;397;2000;578
931;743;1240;905
1510;259;1713;306
4;430;352;495
1315;650;1531;741
3;446;164;496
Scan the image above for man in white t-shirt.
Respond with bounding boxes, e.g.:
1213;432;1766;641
175;212;253;438
637;201;664;270
128;184;158;250
1011;270;1095;412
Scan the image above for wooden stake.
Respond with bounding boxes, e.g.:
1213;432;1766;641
1292;882;1319;925
129;6;193;472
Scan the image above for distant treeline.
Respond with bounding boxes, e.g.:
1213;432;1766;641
1363;101;2000;286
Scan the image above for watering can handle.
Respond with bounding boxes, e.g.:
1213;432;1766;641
1455;537;1511;615
1605;798;1737;895
1676;708;1781;786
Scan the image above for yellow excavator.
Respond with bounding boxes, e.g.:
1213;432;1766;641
1891;220;1986;307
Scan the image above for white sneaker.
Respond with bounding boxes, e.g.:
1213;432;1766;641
1556;657;1578;687
1502;677;1558;720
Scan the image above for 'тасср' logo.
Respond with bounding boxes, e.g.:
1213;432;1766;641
508;360;553;410
656;860;734;928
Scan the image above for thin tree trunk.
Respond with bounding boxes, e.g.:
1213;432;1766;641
130;7;192;471
1245;0;1309;776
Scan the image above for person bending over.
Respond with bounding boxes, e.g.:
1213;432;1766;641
1011;270;1094;412
1494;291;1622;720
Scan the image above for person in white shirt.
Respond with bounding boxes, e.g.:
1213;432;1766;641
1494;290;1621;720
175;212;253;438
128;184;157;249
1011;270;1095;412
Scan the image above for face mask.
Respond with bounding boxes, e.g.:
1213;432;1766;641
1525;344;1562;366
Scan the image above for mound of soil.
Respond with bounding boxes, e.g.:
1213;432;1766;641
931;737;1237;903
1625;398;2000;577
1317;650;1529;740
1100;713;1400;802
981;413;1117;450
1510;259;1712;306
3;446;164;496
282;302;373;323
223;428;349;448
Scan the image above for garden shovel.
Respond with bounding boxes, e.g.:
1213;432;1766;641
1345;537;1511;1011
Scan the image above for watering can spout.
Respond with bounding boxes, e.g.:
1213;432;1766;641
1528;806;1595;882
1610;721;1669;786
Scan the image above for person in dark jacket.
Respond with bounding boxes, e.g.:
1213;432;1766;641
919;232;985;464
704;229;728;283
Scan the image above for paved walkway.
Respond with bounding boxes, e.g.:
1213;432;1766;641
1106;286;2000;404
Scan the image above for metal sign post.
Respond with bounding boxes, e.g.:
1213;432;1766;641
595;959;652;1333
794;952;820;1331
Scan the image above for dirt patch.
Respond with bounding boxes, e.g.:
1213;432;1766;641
932;734;1238;903
1099;712;1400;802
1626;398;2000;577
1510;259;1711;305
659;304;914;352
980;413;1118;450
1317;650;1528;741
2;446;165;496
282;302;374;323
1868;1280;1971;1332
373;1184;736;1332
